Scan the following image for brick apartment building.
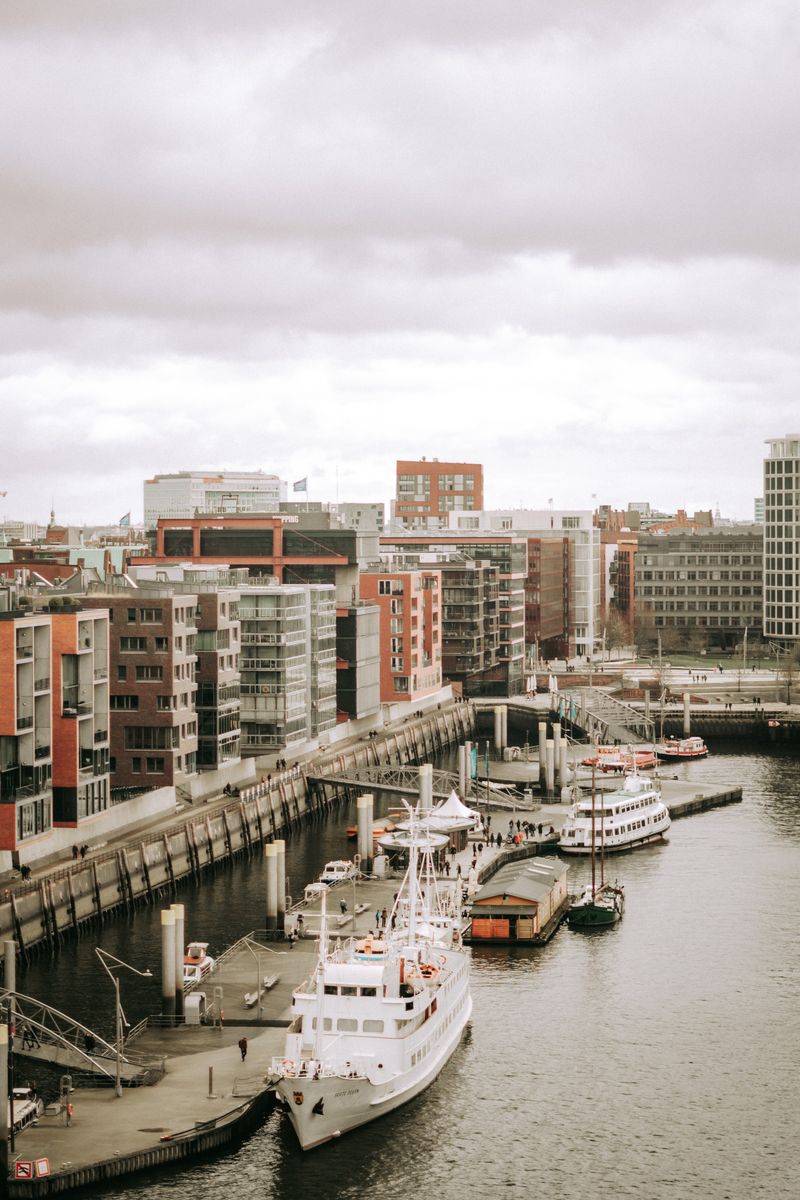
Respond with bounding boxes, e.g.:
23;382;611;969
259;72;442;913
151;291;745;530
394;459;483;530
360;569;443;703
82;592;199;791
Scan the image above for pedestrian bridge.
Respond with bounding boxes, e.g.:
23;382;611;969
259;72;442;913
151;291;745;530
0;987;165;1086
306;764;526;807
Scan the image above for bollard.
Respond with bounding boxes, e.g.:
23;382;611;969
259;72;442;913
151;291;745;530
493;707;503;752
683;692;691;735
357;793;374;873
171;904;184;1017
457;745;467;797
418;764;433;814
265;844;278;932
538;721;548;791
274;840;286;934
545;738;555;797
161;910;176;1017
552;722;562;787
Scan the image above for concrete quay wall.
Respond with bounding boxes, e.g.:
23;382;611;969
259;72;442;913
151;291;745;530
0;700;476;959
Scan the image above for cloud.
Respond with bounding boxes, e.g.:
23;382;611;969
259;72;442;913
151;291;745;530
0;0;797;525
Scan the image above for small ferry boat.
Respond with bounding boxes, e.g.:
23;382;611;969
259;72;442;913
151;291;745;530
8;1086;44;1133
559;774;670;854
183;941;215;988
318;859;357;886
271;813;472;1149
654;736;709;762
581;745;657;772
345;817;397;841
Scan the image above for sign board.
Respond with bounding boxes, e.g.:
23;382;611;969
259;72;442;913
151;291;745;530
35;1159;50;1178
14;1162;33;1180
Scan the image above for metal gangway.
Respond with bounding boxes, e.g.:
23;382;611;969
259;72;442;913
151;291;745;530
0;987;165;1086
307;763;526;808
556;687;656;745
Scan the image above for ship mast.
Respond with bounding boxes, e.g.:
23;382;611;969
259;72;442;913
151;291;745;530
314;885;329;1060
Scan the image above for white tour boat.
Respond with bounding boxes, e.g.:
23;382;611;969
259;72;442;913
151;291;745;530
8;1086;44;1133
183;941;215;988
271;816;472;1149
559;773;671;854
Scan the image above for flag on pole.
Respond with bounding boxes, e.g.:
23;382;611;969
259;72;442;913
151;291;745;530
292;478;308;493
119;512;130;526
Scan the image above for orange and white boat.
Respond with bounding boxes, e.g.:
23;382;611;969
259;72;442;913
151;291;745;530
581;745;657;773
654;736;708;761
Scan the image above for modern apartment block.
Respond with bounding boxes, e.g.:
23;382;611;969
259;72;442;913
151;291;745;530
763;435;800;644
239;584;337;754
394;459;483;530
448;509;600;660
525;537;571;660
82;592;199;791
0;608;53;855
143;471;287;527
634;526;763;649
438;559;501;696
50;603;111;825
335;604;381;721
194;590;241;770
380;532;526;694
141;514;376;604
360;568;443;703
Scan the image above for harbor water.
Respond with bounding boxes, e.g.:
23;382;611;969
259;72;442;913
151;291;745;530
18;746;800;1199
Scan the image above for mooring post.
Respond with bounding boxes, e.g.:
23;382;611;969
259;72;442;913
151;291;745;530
683;691;691;736
171;903;184;1017
265;844;278;932
161;909;176;1018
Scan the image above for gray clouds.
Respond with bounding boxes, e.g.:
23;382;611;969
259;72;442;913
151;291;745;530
0;1;798;521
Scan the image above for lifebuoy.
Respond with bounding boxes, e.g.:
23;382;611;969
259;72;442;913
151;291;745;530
282;1058;295;1073
439;955;447;965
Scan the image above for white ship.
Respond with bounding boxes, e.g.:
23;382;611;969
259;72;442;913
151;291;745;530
559;774;671;854
271;817;472;1149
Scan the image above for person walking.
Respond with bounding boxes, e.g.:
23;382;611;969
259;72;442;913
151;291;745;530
381;908;388;930
238;1037;248;1062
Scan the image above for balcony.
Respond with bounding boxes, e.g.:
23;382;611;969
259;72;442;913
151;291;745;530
94;729;108;744
94;666;108;681
16;715;34;730
34;676;51;692
34;745;50;760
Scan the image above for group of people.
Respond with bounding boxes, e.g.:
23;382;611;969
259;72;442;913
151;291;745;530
71;844;90;861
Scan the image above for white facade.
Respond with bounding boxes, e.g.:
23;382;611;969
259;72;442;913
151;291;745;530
448;508;601;658
238;583;336;754
763;435;800;643
144;471;288;526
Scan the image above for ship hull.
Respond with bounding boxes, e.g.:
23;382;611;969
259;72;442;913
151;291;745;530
559;827;669;854
275;996;472;1150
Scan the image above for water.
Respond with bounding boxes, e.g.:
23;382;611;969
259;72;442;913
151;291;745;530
18;747;800;1199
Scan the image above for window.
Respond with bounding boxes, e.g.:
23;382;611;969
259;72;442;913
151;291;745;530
131;756;141;772
117;665;127;681
120;637;147;652
110;695;139;710
146;757;165;774
394;676;409;692
157;695;174;711
127;608;136;622
363;1020;384;1033
139;608;163;623
154;637;169;652
336;1018;358;1032
136;665;163;681
379;579;392;595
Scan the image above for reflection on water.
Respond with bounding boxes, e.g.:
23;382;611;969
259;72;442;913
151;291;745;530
18;745;800;1199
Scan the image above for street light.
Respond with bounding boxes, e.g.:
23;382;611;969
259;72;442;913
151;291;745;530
95;948;152;1098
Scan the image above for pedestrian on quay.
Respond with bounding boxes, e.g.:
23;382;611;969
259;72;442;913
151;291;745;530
381;908;388;930
375;908;382;928
238;1037;248;1062
340;898;348;915
72;845;79;861
79;844;88;859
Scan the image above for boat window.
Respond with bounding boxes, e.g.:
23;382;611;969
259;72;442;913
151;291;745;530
324;985;338;995
336;1018;358;1032
341;986;357;996
360;987;377;997
310;1018;333;1031
363;1020;384;1033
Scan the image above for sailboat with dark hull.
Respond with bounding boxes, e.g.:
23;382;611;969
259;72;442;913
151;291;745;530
566;766;625;929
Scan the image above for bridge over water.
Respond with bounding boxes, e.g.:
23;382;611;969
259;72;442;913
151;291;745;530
306;764;526;807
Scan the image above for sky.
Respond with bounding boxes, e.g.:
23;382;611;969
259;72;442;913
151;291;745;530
1;0;799;525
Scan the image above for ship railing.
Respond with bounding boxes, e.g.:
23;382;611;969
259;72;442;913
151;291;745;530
270;1054;372;1080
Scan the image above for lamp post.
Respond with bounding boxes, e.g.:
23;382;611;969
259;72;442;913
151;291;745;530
95;949;152;1097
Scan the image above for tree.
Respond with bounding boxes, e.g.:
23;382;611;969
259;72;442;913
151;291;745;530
605;609;631;651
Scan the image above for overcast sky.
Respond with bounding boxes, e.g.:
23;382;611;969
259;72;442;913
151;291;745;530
1;0;798;525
